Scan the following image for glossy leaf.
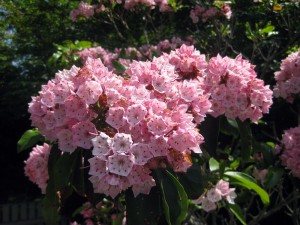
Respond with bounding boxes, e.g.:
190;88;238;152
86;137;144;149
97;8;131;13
264;167;284;189
155;170;188;225
220;117;239;137
227;203;247;225
112;60;126;73
17;129;43;153
53;151;79;190
177;164;206;199
42;145;61;225
125;188;162;225
209;157;219;172
224;171;270;205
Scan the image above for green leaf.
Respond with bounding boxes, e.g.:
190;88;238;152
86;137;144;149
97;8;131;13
112;60;126;73
230;159;240;169
43;145;61;225
42;196;60;225
259;22;275;35
220;116;239;137
177;164;207;199
155;170;188;225
112;213;124;225
125;188;161;225
227;204;247;225
17;129;44;153
224;171;270;205
209;157;219;172
253;141;275;164
75;41;92;50
53;151;79;190
264;167;284;189
245;22;256;41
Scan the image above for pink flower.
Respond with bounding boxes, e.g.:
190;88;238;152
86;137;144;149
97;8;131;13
24;143;51;193
193;179;237;211
215;179;231;196
126;104;148;126
57;129;76;153
147;115;168;135
111;133;133;153
201;198;217;212
130;143;153;165
274;49;300;103
72;120;97;149
77;80;103;105
206;54;273;122
277;125;300;177
206;188;222;202
108;153;135;176
91;132;112;157
106;107;126;129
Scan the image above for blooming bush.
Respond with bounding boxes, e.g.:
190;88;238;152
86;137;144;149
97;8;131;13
16;0;300;225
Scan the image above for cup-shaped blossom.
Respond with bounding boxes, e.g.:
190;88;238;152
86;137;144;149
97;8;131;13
106;107;126;129
91;132;112;157
111;133;133;154
108;154;135;176
126;104;148;126
77;80;103;105
72;120;97;149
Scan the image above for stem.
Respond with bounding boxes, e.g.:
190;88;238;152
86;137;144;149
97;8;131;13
107;9;125;40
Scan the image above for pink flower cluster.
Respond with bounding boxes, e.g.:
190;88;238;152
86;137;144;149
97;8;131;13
29;45;210;198
28;58;121;152
70;0;171;20
24;143;51;193
276;126;300;178
88;45;211;198
205;54;273;122
190;3;232;23
28;44;273;198
192;179;237;212
76;37;195;71
123;0;171;12
273;49;300;103
70;2;105;21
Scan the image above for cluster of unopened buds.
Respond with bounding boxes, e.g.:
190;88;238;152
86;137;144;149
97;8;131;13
273;49;300;103
192;179;237;212
26;44;272;198
275;125;300;178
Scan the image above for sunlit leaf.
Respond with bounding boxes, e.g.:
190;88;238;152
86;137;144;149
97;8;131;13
17;129;44;153
225;171;270;205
